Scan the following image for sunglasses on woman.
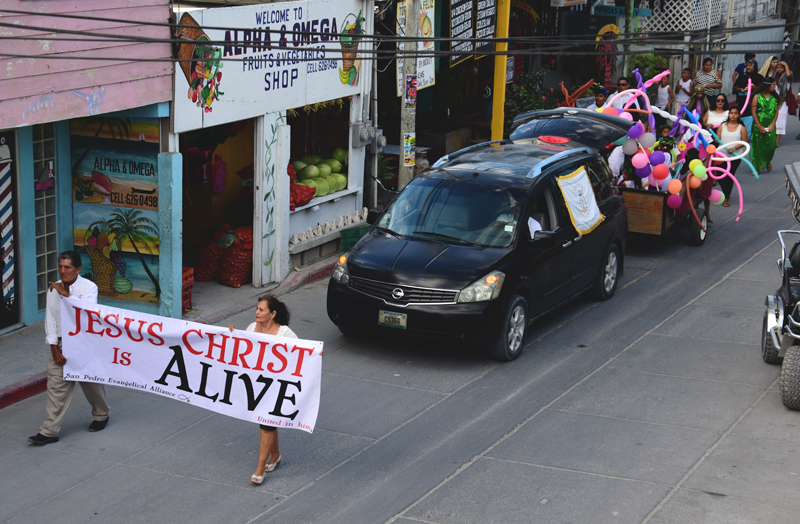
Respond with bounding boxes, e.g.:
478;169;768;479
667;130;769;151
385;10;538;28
716;98;725;102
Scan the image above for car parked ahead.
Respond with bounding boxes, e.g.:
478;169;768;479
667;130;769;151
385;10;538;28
327;108;633;361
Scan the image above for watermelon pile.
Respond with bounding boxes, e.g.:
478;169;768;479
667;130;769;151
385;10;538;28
288;147;349;208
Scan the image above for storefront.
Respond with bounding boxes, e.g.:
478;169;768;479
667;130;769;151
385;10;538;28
0;1;175;333
173;0;376;289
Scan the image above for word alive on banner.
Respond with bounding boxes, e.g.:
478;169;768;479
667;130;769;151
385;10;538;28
61;298;322;432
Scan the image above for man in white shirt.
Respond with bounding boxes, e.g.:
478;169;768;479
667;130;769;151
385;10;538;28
28;251;109;445
586;87;608;112
610;77;640;111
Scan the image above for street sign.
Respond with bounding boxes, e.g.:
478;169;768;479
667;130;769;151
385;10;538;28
594;5;652;17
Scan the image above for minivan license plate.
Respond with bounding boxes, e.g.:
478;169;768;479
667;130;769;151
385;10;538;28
379;310;407;329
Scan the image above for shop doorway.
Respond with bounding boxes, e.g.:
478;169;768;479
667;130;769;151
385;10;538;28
180;119;255;288
0;129;20;332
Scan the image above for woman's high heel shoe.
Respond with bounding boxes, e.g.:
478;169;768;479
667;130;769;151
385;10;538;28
265;454;282;472
251;471;265;485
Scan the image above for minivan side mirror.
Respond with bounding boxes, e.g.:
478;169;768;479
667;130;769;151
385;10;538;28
532;230;557;246
367;208;382;225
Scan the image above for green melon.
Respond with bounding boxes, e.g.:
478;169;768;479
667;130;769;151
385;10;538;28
113;277;133;294
321;159;342;173
333;173;347;191
332;147;347;164
317;163;332;177
298;165;320;180
291;160;307;172
315;177;330;196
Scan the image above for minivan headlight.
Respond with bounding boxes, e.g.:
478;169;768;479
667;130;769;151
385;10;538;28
457;271;505;303
332;255;350;285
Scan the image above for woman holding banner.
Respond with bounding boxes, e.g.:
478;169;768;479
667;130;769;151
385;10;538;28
229;295;308;485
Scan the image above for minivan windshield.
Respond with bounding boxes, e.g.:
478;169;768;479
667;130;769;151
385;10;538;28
377;178;528;248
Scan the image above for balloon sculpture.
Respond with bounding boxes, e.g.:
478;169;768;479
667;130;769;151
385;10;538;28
558;79;595;108
603;69;757;225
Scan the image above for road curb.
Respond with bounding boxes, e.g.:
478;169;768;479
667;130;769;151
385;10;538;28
0;372;47;410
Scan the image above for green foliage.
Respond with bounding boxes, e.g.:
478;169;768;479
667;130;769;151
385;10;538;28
627;54;669;80
503;69;558;138
377;152;397;182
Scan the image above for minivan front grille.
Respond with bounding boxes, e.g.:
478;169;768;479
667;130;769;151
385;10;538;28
349;277;458;305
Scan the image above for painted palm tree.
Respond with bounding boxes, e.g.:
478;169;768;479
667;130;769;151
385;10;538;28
108;208;161;297
71;117;132;177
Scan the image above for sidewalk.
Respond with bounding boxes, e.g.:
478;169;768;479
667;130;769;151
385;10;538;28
0;255;338;409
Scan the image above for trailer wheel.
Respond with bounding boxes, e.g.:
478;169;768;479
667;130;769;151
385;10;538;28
689;209;707;246
762;310;782;365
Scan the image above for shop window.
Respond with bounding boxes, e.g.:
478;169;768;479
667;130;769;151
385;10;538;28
32;123;58;310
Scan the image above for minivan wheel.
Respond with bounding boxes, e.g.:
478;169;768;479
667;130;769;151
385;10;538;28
594;243;620;301
488;295;527;362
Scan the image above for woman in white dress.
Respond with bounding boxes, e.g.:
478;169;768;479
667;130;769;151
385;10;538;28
229;295;321;484
773;61;791;146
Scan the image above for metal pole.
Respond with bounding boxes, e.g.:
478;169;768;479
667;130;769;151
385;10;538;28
490;0;511;141
398;0;420;191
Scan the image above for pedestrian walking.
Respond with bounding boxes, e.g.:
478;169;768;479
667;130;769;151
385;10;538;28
228;295;322;485
773;61;791;147
733;59;764;136
704;94;729;129
694;58;723;109
717;107;749;207
731;53;756;90
28;251;110;446
750;81;781;172
673;68;693;114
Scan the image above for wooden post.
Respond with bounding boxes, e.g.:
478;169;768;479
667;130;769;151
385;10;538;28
490;0;511;141
398;0;420;191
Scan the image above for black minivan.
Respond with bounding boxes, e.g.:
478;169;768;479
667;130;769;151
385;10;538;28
327;109;633;361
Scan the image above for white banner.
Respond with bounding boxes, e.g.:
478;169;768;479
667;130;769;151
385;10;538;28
60;298;323;433
557;166;605;235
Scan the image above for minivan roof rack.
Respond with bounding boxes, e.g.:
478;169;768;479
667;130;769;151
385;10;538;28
431;139;513;168
526;147;593;178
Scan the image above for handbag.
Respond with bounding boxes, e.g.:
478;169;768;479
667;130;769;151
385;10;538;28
788;89;798;117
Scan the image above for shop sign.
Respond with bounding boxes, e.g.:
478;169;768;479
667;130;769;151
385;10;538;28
475;0;497;58
174;0;366;133
70;117;160;304
449;0;474;66
396;0;436;96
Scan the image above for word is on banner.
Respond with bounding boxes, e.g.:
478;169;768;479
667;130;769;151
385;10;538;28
60;298;323;433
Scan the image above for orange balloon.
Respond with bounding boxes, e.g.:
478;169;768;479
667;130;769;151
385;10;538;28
706;144;716;154
602;107;619;117
668;179;682;194
688;176;702;189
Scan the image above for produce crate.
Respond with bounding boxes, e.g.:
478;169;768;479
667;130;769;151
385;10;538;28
340;224;371;253
182;267;194;314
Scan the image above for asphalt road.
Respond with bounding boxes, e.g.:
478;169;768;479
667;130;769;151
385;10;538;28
2;128;800;523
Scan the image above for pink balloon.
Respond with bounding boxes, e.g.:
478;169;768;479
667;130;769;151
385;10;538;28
709;189;723;203
619;111;633;121
667;194;682;209
632;153;649;169
648;174;657;187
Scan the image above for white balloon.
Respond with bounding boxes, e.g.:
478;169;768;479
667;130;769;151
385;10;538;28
639;132;657;149
622;138;639;155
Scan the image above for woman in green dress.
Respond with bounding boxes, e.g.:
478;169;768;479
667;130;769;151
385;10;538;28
750;81;781;172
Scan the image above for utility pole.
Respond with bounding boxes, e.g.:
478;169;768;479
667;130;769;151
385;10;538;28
490;0;511;141
621;0;633;76
398;0;420;191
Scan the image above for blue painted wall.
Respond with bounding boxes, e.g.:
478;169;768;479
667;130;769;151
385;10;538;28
17;127;42;324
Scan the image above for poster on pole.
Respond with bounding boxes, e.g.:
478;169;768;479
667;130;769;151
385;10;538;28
475;0;497;58
405;74;417;109
61;297;323;433
403;133;416;166
449;0;474;66
396;0;436;96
